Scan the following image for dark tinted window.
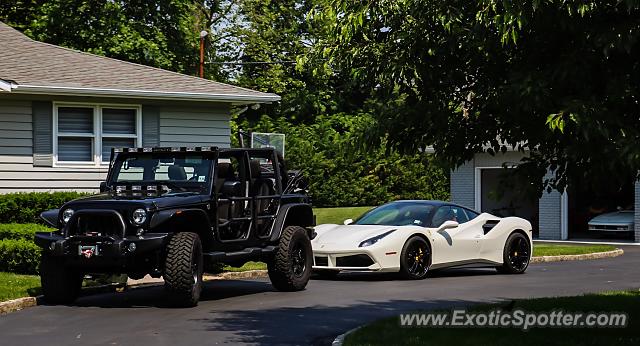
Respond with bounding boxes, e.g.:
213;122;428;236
431;206;470;226
431;206;452;227
464;208;480;220
354;202;435;226
451;206;469;223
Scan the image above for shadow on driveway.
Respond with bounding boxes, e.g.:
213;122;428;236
312;267;500;281
69;279;275;309
190;298;491;345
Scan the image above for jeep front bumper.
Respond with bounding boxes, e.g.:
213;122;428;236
34;232;169;258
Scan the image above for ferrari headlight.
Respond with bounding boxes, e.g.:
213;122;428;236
132;208;147;225
62;208;74;224
359;230;396;247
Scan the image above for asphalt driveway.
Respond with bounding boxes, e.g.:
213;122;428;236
1;246;639;346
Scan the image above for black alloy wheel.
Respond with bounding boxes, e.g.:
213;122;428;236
400;236;431;279
268;226;313;291
291;243;307;278
497;232;531;274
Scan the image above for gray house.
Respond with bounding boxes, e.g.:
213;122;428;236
0;22;278;193
451;151;640;243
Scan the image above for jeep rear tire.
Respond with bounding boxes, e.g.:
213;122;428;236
268;226;312;291
164;232;203;307
40;254;83;304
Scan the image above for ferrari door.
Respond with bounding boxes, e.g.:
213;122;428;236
430;205;482;264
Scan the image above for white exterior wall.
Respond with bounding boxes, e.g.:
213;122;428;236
0;100;231;193
159;105;231;148
450;151;565;240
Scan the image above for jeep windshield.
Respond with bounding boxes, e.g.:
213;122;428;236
108;152;214;194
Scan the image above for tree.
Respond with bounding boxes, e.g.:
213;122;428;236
313;0;640;194
232;0;364;124
1;0;200;74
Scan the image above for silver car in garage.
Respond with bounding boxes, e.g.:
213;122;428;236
588;210;634;232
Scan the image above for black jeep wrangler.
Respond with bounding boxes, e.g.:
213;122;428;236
34;146;314;306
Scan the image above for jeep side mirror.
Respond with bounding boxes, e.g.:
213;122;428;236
440;220;459;230
99;181;108;192
222;181;241;196
344;218;354;225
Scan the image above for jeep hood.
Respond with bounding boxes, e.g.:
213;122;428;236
62;192;206;211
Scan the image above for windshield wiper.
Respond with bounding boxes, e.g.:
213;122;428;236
161;182;188;192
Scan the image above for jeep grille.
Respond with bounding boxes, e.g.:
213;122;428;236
66;210;127;238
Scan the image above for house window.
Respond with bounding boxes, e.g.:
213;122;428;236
54;103;141;166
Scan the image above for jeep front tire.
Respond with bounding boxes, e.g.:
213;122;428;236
268;226;313;291
40;254;83;304
164;232;203;307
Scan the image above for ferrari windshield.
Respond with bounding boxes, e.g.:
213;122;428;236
109;152;213;193
354;202;435;227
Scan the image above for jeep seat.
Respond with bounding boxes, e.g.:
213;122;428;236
250;160;275;213
168;165;187;181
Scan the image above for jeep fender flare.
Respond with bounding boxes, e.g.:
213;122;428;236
150;208;214;247
269;203;314;242
40;209;60;228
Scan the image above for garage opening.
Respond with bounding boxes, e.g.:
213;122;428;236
567;178;635;241
478;168;539;237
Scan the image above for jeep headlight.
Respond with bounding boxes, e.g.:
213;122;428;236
359;230;396;247
132;208;147;225
62;208;74;224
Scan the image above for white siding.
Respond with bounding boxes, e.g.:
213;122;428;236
450;160;475;209
0;101;106;192
0;101;232;193
159;106;231;148
539;171;562;240
0;101;32;156
0;154;107;193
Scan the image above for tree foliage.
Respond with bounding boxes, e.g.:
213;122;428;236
313;0;640;194
234;113;450;206
230;0;369;124
0;0;200;73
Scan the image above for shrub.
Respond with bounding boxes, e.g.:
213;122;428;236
235;114;450;207
0;239;41;275
0;223;55;241
0;192;86;224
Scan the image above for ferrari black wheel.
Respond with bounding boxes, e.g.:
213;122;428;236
400;236;431;280
497;232;530;274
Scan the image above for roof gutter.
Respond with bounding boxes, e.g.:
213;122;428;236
10;84;280;104
0;79;14;92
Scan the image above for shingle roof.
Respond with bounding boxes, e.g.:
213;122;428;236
0;21;279;103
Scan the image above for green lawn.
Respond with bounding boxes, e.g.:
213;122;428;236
533;243;616;257
314;206;373;225
345;290;640;346
223;261;266;272
0;272;41;302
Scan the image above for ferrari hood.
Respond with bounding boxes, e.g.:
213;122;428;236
313;224;401;245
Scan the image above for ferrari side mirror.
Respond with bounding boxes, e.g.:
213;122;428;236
440;220;459;230
343;218;354;225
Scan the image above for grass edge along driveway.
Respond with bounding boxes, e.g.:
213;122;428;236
344;290;640;346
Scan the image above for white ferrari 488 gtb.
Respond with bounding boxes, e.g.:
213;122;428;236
312;200;533;279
